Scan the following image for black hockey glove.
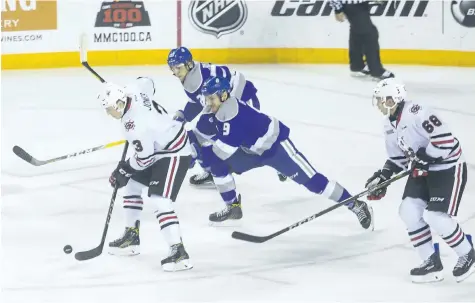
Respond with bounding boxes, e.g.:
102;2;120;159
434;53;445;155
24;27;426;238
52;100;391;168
404;147;441;178
365;167;393;201
109;160;136;188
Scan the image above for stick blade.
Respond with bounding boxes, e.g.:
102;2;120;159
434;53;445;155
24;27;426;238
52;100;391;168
12;145;40;165
79;33;88;63
74;246;103;261
231;231;271;243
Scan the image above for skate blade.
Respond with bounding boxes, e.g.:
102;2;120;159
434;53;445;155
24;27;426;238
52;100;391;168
108;245;140;256
411;272;444;284
162;259;193;272
190;183;216;189
366;205;375;232
455;264;475;283
350;72;370;78
209;219;243;227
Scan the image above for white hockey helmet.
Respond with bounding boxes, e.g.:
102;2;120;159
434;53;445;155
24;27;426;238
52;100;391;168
97;82;128;118
372;78;406;116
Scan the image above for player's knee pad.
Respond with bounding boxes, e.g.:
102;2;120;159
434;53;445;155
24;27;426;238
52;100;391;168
209;158;231;178
148;180;165;198
423;210;455;232
150;195;174;213
399;197;427;228
123;178;144;197
303;173;329;194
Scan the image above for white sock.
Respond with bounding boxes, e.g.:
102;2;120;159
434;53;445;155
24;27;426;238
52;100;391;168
407;223;435;261
123;195;143;228
424;211;472;257
151;195;182;246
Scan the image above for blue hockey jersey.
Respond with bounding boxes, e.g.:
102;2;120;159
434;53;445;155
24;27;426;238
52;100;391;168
211;97;289;161
180;62;258;122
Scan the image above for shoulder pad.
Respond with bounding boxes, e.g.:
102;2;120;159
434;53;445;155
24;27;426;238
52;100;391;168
216;97;239;122
183;63;203;93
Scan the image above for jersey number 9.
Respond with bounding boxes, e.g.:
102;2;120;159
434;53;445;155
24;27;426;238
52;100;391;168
223;122;231;136
422;115;442;133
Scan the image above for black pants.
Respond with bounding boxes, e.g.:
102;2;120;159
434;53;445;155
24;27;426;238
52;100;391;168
402;163;468;216
344;3;384;76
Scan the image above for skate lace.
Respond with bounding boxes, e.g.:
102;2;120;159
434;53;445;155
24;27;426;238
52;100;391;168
194;171;210;181
417;256;434;269
352;203;367;221
168;244;179;257
455;255;469;269
216;205;231;218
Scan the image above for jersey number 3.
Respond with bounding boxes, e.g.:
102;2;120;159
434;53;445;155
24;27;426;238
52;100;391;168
132;140;143;152
422;115;442;133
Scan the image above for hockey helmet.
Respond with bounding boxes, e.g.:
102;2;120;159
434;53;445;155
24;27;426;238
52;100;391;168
97;82;128;118
373;78;406;115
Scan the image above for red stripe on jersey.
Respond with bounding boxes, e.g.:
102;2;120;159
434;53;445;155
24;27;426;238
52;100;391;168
431;139;454;145
169;131;186;150
447;148;462;159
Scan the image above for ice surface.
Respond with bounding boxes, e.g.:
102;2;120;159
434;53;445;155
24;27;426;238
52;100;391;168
1;64;475;302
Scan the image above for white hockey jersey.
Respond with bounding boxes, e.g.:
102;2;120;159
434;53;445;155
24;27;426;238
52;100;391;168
121;77;191;171
383;101;463;171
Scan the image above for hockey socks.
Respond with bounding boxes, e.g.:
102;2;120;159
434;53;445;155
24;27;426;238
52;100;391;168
123;195;143;228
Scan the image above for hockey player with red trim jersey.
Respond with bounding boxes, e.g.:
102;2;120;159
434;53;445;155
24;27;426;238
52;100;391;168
366;78;474;283
98;77;193;272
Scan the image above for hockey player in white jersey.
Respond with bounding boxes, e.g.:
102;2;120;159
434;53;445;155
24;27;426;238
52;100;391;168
365;78;473;283
97;77;193;272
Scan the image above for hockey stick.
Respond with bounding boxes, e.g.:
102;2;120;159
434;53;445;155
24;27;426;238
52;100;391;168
75;141;129;261
79;33;106;83
232;170;411;243
12;140;125;166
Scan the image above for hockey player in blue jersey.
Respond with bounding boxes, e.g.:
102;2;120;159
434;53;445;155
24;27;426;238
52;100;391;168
195;76;374;229
167;47;287;188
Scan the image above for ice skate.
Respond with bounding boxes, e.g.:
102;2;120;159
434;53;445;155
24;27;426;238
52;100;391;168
351;65;370;78
209;195;243;226
189;171;215;188
161;243;193;272
410;251;444;283
109;220;140;256
349;200;374;231
453;248;475;283
372;70;395;81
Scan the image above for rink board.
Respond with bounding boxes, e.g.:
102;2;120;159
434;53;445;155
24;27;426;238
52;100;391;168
2;48;475;70
1;0;475;69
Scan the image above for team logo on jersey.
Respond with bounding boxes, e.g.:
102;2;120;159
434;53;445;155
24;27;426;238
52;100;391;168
410;104;421;114
451;1;475;27
189;0;248;38
124;119;135;131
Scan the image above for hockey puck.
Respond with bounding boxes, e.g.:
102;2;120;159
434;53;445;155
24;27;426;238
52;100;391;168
63;245;73;254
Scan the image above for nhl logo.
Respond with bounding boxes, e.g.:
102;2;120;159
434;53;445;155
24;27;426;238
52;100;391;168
189;0;248;38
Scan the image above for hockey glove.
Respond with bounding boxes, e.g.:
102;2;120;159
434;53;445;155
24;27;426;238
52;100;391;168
365;168;393;200
173;110;186;123
109;160;136;188
407;148;441;178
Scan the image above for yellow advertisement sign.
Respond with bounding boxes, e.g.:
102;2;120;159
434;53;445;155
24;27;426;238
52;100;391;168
1;0;57;32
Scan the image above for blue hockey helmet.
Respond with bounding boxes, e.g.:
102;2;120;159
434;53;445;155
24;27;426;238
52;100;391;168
167;47;192;67
201;76;231;97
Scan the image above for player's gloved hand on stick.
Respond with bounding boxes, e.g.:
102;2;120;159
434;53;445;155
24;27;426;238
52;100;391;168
109;160;136;188
405;147;440;178
365;168;393;200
